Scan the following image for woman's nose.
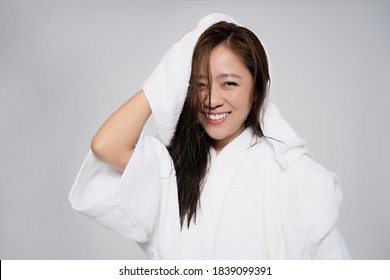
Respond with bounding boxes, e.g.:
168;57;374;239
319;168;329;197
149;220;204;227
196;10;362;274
208;85;224;109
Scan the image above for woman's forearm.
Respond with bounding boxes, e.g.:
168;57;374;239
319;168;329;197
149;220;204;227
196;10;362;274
91;90;152;172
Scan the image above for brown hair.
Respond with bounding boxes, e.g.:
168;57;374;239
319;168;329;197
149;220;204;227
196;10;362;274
168;21;270;228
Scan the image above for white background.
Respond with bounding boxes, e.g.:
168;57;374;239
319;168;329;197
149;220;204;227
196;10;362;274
0;0;389;259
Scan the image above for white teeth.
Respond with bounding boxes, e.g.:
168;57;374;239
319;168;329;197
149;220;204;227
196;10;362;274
206;112;230;120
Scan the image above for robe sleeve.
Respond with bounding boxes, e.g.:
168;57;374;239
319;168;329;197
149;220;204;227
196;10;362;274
68;132;172;243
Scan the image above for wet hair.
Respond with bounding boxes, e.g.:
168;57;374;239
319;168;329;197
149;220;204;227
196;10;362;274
168;21;270;228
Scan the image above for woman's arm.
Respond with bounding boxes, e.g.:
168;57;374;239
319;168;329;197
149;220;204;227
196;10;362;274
91;90;151;172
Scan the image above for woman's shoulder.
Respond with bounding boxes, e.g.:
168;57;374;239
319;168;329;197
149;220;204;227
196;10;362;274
254;134;343;230
258;132;342;209
280;153;343;207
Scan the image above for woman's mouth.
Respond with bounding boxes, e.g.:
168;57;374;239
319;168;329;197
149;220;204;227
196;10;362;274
204;112;231;124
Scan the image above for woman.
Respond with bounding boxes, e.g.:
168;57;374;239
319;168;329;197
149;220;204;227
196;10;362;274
69;14;350;259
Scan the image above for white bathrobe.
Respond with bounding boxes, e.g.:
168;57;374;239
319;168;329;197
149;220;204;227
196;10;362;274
69;103;350;259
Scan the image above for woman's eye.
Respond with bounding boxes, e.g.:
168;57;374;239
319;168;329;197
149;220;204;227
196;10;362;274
223;81;238;86
197;83;207;88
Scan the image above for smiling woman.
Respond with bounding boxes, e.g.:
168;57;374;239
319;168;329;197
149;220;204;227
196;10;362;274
69;13;350;259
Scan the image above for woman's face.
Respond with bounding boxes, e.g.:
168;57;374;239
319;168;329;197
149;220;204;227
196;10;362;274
197;44;254;153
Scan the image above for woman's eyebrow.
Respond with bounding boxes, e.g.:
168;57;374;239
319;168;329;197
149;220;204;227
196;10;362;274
216;73;243;79
196;73;243;80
